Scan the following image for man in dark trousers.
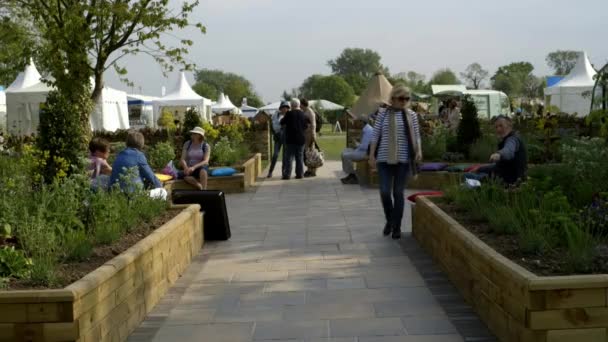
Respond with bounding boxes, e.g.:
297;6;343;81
280;98;309;180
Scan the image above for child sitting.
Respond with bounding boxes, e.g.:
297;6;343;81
88;138;112;190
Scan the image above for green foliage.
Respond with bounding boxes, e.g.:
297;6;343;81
429;68;460;85
211;137;244;166
328;48;389;94
157;110;177;130
147;142;176;171
0;246;32;279
0;16;39;86
456;95;482;157
299;74;355;106
421;123;448;161
0;152;167;287
491;62;542;98
183;108;203;134
460;63;489;89
202;122;220;143
546;50;579;75
469;134;497;162
193;69;263;107
390;71;430;94
587;109;608;139
37;91;91;182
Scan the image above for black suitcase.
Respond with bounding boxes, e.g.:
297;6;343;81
171;190;231;241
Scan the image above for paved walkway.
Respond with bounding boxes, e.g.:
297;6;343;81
129;161;496;342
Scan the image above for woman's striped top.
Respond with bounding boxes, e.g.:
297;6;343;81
371;108;421;163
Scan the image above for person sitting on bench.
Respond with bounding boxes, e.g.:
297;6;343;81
341;115;374;184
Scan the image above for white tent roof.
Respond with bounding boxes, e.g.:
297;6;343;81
212;92;239;113
259;101;282;112
544;51;597;116
7;59;42;91
155;72;209;105
309;99;344;111
545;51;597;93
431;85;467;96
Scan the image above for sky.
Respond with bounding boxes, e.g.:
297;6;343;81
105;0;608;104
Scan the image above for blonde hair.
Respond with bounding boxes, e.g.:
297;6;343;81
389;84;411;101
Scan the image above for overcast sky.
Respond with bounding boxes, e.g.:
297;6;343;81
105;0;607;103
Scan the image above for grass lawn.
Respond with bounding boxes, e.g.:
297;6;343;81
317;132;346;160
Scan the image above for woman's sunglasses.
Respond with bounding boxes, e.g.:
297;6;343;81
396;96;411;102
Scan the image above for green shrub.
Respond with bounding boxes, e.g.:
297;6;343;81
146;141;176;171
0;246;32;279
212;136;241;166
157;110;177;130
183;108;203;134
469;134;497;163
422;124;447;161
456;95;482;158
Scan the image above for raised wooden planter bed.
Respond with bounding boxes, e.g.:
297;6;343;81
355;161;460;190
164;153;262;195
0;204;203;342
413;196;608;342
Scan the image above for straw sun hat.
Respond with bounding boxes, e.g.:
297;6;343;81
189;126;205;137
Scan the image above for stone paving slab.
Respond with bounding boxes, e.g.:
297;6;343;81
128;161;495;342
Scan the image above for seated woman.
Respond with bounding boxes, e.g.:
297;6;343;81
178;126;211;190
110;131;166;200
88;137;112;190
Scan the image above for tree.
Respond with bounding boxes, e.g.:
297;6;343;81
193;69;263;108
299;75;355;106
491;62;536;98
456;95;481;158
546;50;579;75
328;48;389;94
391;71;429;94
429;68;460;85
460;63;489;89
0;17;39;87
183;108;203;134
4;0;204;131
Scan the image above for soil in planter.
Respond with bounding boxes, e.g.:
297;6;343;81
433;199;608;276
7;209;181;290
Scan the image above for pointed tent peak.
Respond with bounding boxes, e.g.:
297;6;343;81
350;73;393;119
160;72;206;101
7;59;42;91
552;51;597;88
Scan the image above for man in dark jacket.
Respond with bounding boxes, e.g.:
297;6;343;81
487;115;528;185
280;98;309;180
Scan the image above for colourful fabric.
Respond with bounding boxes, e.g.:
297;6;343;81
445;164;471;172
210;167;237;177
407;191;443;203
418;162;448;172
464;164;483;173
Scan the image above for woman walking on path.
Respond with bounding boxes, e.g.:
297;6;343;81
267;101;290;178
368;85;422;239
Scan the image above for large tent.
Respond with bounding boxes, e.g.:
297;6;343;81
6;60;130;135
309;100;344;111
127;94;158;128
212;93;241;114
240;98;258;118
544;51;597;117
350;73;393;119
153;72;212;124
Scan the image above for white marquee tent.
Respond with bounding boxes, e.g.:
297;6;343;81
6;60;130;135
153;72;212;124
212;93;241;114
544;51;597;117
259;99;344;115
240;98;258;118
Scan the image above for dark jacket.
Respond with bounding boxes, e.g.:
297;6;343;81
110;147;162;191
495;131;527;185
281;109;308;145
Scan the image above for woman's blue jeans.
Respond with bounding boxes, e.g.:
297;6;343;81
377;162;410;231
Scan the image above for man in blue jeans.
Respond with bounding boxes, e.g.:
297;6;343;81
280;98;309;180
267;101;290;178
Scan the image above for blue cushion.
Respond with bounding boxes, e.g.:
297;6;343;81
418;162;448;172
210;167;237;177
